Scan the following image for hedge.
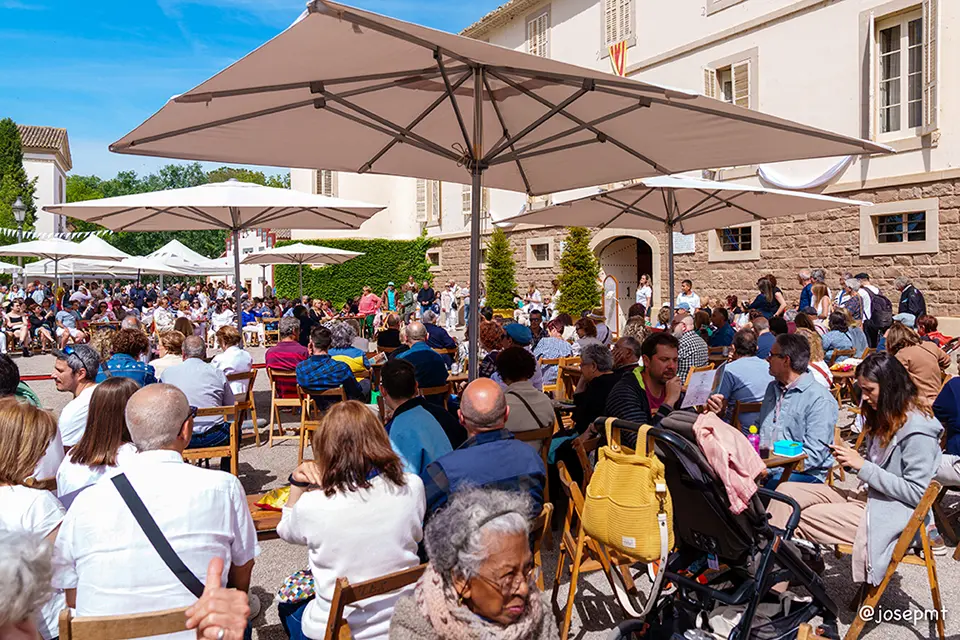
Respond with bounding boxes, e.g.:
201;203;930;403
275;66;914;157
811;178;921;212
273;237;436;305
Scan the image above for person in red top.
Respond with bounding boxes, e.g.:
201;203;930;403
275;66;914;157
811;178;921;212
916;314;953;349
358;285;382;338
265;316;308;397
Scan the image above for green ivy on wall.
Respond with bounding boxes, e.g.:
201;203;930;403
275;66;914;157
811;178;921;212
273;237;436;305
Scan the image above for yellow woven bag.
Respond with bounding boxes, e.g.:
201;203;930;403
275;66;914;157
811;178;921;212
582;418;674;562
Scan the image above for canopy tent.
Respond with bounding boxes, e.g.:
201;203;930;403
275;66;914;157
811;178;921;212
143;241;234;277
105;0;891;376
25;256;184;279
241;242;364;297
74;234;131;260
501;175;872;313
0;238;125;288
46;180;386;330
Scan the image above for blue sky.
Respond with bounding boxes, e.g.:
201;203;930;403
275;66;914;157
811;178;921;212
0;0;502;179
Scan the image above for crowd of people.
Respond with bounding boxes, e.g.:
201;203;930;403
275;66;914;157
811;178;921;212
1;265;959;640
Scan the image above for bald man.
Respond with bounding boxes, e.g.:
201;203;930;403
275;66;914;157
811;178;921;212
397;320;449;390
52;384;259;624
420;378;546;515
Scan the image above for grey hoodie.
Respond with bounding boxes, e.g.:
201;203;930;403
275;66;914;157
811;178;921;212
857;410;942;585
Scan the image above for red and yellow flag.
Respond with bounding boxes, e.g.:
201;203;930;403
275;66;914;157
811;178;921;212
608;41;627;77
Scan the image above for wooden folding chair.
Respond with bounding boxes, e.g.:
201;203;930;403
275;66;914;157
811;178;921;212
540;358;561;395
860;347;876;360
324;564;427;640
571;432;601;486
60;606;190;640
266;369;303;448
261;317;280;346
826;425;846;487
431;346;457;358
377;345;397;355
227;370;260;447
556;356;582;401
827;348;856;367
514;421;557;505
419;382;452;410
297;385;347;463
837;481;945;640
931;485;960;554
531;502;554;589
182;404;240;475
730;401;762;432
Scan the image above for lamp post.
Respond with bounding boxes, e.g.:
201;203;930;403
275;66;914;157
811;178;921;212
12;197;25;287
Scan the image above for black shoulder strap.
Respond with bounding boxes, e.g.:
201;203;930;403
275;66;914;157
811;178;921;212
506;390;549;429
111;473;205;598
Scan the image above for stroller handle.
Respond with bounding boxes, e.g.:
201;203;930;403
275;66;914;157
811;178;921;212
757;487;803;539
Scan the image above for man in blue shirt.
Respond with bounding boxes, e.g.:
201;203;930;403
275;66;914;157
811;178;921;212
296;325;363;407
708;307;735;348
381;359;453;474
421;309;457;367
397;321;448;388
706;329;773;431
421;378;546;515
797;271;813;311
753;316;775;359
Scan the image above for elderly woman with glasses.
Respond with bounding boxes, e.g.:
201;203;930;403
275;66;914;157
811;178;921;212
389;488;556;640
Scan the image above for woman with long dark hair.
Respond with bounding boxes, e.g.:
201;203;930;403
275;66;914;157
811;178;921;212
56;377;140;497
748;276;787;319
767;353;942;587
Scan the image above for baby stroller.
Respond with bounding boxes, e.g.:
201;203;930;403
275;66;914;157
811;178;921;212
598;415;838;640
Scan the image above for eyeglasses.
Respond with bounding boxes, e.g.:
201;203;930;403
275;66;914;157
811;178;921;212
472;565;540;597
767;352;786;361
184;405;198;423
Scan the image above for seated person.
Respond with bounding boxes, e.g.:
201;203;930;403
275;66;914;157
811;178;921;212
421;379;546;515
822;311;855;364
935;371;960;487
422;309;457;359
497;347;555;452
278;401;424;640
532;319;573;385
396;321;449;390
708;307;735;348
53;384;258;624
492;323;544;391
149;330;186;379
265;316;309;398
296;325;365;407
752;316;775;359
706;329;774;432
885;321;950;407
611;335;642;374
160;336;236;468
96;328;156;386
326;320;371;383
758;334;838;486
56;299;87;350
345;318;369;352
374;313;402;349
211;325;254;397
795;327;833;389
916;314;953;348
380;359;453;474
767;354;942;586
674;315;709;384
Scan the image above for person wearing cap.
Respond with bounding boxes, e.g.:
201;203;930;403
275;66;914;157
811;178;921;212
588;308;612;345
397;321;449;390
491;323;544;392
422;309;457;368
381;281;398;313
52;345;101;449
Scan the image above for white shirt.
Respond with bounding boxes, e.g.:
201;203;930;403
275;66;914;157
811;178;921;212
676;291;701;311
278;473;425;640
33;429;65;481
58;384;97;447
0;485;66;640
525;289;543;312
858;284;879;320
56;443;138;499
636;285;652;307
211;310;235;331
148;353;183;378
52;450;259;639
153;306;174;331
212;345;253;396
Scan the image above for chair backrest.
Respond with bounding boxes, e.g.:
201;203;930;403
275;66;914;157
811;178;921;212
227;370;257;405
731;401;763;431
60;606;188;640
707;346;725;356
419;382;452;398
378;345;397;354
195;404;237;422
571;433;601;486
688;363;715;376
828;348;856;366
432;347;457;356
324;564;427;640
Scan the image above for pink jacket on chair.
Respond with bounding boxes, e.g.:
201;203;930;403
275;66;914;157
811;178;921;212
692;412;766;514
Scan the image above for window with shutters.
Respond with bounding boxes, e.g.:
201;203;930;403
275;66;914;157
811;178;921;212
462;185;491;225
602;0;635;50
316;169;337;196
526;7;550;58
703;59;752;109
416;179;441;226
860;198;939;256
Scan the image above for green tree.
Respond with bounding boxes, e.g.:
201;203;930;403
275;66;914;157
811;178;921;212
557;226;601;316
0;118;38;230
207;166;290;188
484;227;517;309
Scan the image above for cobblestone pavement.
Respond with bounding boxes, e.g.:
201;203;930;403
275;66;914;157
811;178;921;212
19;347;957;639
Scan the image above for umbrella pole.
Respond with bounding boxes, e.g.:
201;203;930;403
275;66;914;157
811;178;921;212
467;68;484;381
298;263;303;299
232;227;243;334
666;190;677;323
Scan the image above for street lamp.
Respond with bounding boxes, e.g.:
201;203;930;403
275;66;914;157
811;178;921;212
12;197;25;286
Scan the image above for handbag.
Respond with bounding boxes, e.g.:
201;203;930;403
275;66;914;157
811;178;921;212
582;418;674;617
277;569;316;604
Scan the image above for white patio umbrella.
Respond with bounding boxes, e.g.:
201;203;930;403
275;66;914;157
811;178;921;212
0;238;125;289
105;0;890;375
502;175;872;313
45;180;385;330
241;242;364;298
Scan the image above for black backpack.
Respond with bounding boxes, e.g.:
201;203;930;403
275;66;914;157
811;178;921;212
865;287;893;327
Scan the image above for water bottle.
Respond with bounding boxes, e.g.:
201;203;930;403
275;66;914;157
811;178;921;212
747;425;761;455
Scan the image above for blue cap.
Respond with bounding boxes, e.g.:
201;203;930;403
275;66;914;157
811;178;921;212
505;322;533;345
676;302;692;311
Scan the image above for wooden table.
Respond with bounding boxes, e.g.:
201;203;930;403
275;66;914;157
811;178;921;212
763;452;807;483
247;493;281;541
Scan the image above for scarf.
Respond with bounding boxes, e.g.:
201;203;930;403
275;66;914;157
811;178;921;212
414;565;544;640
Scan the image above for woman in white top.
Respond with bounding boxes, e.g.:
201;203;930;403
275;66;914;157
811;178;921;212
635;273;653;314
278;401;425;640
208;301;236;347
0;398;66;640
56;377;139;499
212;325;253;396
149;330;186;378
795;328;833;390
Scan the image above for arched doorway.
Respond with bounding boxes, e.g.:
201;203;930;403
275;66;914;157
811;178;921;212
591;230;660;332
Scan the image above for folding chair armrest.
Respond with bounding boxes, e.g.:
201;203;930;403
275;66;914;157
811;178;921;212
757;487;802;539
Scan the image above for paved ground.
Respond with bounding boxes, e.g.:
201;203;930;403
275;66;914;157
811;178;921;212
20;347;958;639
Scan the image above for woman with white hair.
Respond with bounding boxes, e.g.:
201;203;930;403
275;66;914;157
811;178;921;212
0;532;56;640
389;488;556;640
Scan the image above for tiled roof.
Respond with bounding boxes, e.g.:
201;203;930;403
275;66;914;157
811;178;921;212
274;229;292;240
17;125;72;171
460;0;543;38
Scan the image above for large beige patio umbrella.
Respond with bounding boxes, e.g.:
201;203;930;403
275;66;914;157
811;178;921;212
502;175;872;312
241;242;363;298
106;0;890;375
45;180;385;330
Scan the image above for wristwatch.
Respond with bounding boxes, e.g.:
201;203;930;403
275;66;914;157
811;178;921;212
288;473;311;488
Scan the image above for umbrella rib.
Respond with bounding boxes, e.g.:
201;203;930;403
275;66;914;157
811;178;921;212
483;84;591;163
486;69;669;178
482;74;532;195
180;206;234;228
673;190;722;222
115;208;194;232
600;191;661;223
253;208;355;229
326;207;371;222
435;55;473;152
487;65;682;98
244;207;292;229
678;192;762;224
487;102;647;167
506;137;602;162
358;69;472;174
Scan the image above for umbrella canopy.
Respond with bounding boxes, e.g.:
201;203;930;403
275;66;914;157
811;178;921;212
75;234;131;260
502;175;871;311
104;0;890;376
241;242;364;297
0;238;126;262
25;257;183;278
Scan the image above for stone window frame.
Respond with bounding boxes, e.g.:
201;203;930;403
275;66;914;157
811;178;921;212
707;221;761;262
525;236;554;269
426;247;442;272
859;197;939;257
706;0;747;16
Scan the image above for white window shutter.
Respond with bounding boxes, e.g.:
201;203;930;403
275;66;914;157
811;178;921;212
462;184;472;214
604;0;617;46
703;68;717;99
866;11;876;139
415;179;427;222
481;188;491;218
619;0;631;42
922;0;939;133
527;12;549;57
429;181;440;224
732;60;750;108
